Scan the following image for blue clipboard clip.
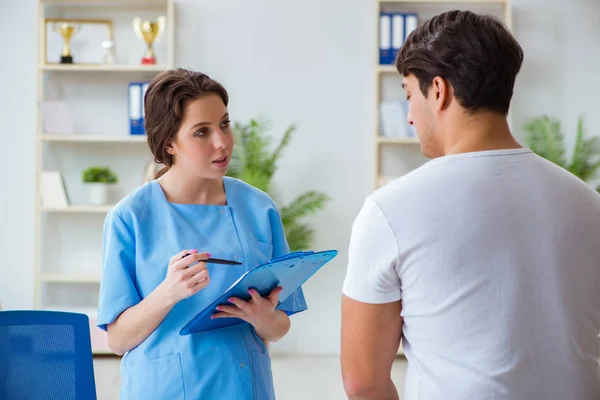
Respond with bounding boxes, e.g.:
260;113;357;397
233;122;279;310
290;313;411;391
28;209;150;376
179;249;338;335
268;251;314;263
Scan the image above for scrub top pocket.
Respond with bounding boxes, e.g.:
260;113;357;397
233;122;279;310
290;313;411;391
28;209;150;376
248;237;273;268
123;353;185;400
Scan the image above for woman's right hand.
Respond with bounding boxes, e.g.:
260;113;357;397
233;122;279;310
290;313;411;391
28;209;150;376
158;249;211;305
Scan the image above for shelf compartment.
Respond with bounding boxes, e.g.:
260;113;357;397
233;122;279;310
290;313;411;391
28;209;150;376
378;65;398;74
40;205;114;213
40;274;101;283
379;0;507;4
40;64;169;72
40;134;147;143
40;0;168;7
377;136;420;144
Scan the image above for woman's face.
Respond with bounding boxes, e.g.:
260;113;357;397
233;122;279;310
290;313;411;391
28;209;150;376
167;94;234;179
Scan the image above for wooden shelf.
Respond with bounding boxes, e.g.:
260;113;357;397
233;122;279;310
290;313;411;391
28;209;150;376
40;64;168;72
377;136;420;144
379;0;506;3
93;348;118;356
41;205;114;213
41;0;165;2
378;65;398;74
40;274;101;283
40;0;167;7
39;134;147;143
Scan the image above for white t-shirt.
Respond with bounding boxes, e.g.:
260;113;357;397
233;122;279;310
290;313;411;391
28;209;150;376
343;148;600;400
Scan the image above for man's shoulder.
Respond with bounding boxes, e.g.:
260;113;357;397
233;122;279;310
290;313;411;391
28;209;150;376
372;160;443;206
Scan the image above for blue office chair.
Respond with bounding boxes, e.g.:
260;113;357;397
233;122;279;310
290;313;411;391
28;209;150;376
0;310;97;400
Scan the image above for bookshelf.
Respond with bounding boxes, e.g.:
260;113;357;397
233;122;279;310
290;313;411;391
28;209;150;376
374;0;512;192
374;0;512;356
34;0;175;355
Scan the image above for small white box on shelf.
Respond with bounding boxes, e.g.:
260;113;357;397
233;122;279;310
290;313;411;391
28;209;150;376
40;171;69;209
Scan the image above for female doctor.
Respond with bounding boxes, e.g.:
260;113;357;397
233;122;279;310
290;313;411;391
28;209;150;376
96;68;307;400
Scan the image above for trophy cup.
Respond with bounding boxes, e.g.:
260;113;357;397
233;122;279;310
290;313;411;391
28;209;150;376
52;22;81;64
101;39;115;65
132;16;166;65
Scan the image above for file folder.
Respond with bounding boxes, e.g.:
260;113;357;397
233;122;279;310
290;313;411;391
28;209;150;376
379;13;393;65
391;13;405;62
180;249;338;335
128;82;148;135
404;13;418;42
381;12;419;65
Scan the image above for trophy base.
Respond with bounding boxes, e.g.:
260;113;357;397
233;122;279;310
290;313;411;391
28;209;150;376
60;55;73;64
141;56;156;65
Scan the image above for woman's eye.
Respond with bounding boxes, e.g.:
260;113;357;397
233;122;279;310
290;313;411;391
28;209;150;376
221;120;231;129
195;129;208;137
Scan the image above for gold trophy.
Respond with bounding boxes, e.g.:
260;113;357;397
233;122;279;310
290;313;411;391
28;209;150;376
52;22;81;64
133;16;166;65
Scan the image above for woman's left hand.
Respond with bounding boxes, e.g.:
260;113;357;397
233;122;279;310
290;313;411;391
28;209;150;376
212;286;283;331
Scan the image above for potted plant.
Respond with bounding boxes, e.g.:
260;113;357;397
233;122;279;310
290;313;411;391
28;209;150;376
227;118;330;251
524;115;600;192
82;166;118;205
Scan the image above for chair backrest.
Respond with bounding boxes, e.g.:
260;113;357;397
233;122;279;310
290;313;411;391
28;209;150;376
0;310;97;400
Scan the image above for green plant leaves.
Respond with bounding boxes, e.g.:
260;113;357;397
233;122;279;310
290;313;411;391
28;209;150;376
524;116;567;167
82;166;118;184
280;192;330;226
227;118;330;251
524;115;600;193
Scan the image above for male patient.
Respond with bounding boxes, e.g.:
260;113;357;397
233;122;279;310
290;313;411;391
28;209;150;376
341;10;600;400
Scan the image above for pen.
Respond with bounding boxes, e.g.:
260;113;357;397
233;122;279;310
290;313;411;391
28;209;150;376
183;253;242;265
205;258;242;265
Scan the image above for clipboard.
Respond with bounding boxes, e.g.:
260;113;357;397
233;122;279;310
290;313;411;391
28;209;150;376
179;249;338;335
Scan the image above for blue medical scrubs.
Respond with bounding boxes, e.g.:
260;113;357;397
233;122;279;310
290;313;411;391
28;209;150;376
96;177;307;400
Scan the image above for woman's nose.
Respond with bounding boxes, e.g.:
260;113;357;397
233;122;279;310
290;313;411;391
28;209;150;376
212;130;228;148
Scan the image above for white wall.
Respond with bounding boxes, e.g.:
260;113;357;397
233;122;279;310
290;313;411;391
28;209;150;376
511;0;600;152
1;0;599;355
0;0;37;311
173;0;375;355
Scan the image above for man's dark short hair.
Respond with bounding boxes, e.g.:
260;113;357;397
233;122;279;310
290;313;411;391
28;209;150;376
396;10;523;115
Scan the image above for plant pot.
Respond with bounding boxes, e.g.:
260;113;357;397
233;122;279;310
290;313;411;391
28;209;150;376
86;183;109;205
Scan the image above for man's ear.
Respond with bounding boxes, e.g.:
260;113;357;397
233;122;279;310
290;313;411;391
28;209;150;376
432;76;452;111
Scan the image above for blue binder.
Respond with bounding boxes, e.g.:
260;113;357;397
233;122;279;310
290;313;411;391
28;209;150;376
128;82;148;135
381;12;419;65
179;249;338;335
379;12;393;65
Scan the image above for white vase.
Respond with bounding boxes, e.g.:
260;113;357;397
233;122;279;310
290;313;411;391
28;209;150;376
87;183;109;205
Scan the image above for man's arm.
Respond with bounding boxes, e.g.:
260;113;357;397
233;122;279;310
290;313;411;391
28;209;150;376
341;295;402;400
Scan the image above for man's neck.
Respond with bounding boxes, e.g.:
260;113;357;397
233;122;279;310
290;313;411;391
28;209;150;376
442;111;522;156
